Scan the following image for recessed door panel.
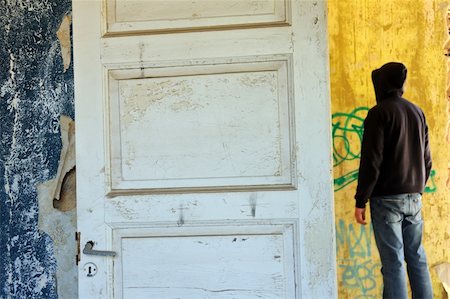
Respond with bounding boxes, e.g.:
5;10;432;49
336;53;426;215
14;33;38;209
106;57;295;194
112;224;295;299
104;0;291;35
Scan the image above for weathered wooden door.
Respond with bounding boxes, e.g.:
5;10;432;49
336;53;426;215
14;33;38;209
73;1;336;298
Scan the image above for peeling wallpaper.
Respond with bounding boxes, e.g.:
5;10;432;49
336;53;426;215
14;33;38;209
0;0;74;297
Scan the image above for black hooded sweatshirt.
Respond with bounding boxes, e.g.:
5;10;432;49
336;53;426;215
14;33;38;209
354;62;432;208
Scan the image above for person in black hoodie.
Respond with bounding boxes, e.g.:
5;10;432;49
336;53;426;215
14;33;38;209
354;62;433;299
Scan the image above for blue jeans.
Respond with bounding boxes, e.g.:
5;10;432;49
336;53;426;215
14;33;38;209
370;193;433;299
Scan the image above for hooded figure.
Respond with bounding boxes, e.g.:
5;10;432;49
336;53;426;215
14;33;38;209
355;61;430;206
371;62;407;102
354;62;433;299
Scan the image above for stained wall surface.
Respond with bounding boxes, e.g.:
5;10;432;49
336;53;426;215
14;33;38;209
328;0;450;298
0;0;74;298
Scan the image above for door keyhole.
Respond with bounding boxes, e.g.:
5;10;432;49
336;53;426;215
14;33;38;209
83;262;98;277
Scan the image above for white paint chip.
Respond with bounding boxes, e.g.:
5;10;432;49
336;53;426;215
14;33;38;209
56;15;72;72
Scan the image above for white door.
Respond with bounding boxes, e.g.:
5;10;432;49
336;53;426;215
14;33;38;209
73;1;336;298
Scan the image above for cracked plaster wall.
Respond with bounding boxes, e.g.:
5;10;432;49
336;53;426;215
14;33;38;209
0;0;74;298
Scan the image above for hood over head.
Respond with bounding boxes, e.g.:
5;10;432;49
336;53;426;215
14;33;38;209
371;62;407;102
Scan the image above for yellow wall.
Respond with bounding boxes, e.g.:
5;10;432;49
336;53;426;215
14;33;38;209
328;0;450;298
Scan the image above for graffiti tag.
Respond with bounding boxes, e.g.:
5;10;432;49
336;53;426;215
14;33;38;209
332;107;368;191
336;219;373;258
339;258;382;297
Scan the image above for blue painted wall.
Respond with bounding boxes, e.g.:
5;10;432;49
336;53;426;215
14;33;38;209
0;0;73;297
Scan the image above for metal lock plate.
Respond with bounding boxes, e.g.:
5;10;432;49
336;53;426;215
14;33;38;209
83;262;98;277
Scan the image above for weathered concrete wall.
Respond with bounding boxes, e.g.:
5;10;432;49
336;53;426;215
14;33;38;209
0;0;75;298
329;0;450;298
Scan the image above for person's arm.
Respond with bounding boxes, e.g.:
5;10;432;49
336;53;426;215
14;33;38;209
354;108;385;209
423;114;432;182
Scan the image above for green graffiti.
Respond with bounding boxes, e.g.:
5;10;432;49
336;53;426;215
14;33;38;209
332;107;368;191
334;170;359;192
339;258;381;297
332;107;437;193
424;170;437;193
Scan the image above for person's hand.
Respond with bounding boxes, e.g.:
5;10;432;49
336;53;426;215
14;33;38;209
355;207;367;225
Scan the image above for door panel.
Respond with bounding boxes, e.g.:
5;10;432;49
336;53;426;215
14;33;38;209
73;1;336;298
112;224;295;299
104;0;290;35
106;56;295;193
